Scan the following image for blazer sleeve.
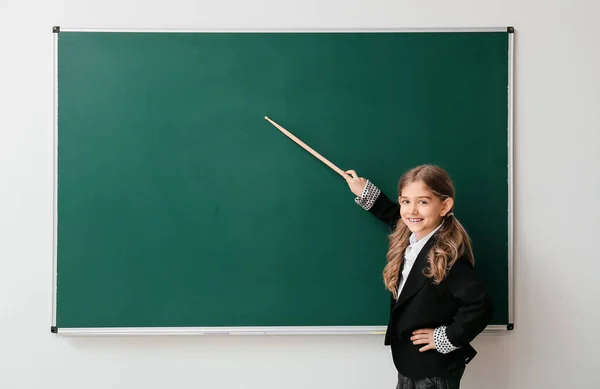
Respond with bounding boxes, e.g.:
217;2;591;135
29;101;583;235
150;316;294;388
368;192;401;228
443;258;495;348
356;181;401;228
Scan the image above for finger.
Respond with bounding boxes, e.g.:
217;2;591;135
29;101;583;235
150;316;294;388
412;339;430;345
412;329;430;335
345;170;358;179
410;334;428;340
419;344;435;352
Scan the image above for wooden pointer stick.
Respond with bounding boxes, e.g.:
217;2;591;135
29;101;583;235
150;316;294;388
265;116;347;179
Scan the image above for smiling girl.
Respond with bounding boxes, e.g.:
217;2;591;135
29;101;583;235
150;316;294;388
344;164;494;389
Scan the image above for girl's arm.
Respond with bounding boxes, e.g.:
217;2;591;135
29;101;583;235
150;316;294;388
440;258;495;348
345;170;400;228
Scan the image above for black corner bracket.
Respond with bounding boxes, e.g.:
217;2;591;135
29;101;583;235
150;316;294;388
507;323;514;330
507;26;514;33
51;326;58;333
53;26;60;33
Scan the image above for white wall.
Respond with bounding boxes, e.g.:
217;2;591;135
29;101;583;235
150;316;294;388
1;0;599;388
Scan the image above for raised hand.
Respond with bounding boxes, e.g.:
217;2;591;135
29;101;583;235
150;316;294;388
344;170;368;197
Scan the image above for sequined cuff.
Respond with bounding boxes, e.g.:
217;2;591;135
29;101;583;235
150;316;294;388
434;326;460;354
354;180;381;211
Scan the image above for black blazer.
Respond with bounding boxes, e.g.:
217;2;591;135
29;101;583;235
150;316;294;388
368;191;494;379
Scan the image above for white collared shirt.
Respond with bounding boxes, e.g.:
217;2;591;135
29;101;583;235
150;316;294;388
397;222;443;299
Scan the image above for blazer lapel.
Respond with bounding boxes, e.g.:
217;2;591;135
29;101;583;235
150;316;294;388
393;237;435;311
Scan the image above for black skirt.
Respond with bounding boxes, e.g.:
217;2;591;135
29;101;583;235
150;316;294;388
396;366;465;389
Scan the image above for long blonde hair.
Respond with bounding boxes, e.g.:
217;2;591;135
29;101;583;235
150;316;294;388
383;165;474;296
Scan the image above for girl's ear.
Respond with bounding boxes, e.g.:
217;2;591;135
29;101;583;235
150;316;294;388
441;197;454;217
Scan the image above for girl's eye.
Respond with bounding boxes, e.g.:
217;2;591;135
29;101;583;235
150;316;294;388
400;200;409;204
419;200;428;205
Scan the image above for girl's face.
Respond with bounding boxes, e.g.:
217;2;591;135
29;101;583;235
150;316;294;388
399;180;453;240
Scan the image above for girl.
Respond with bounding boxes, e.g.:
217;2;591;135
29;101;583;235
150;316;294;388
344;164;494;389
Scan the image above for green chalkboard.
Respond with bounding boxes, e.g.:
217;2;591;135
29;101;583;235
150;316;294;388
54;29;513;332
